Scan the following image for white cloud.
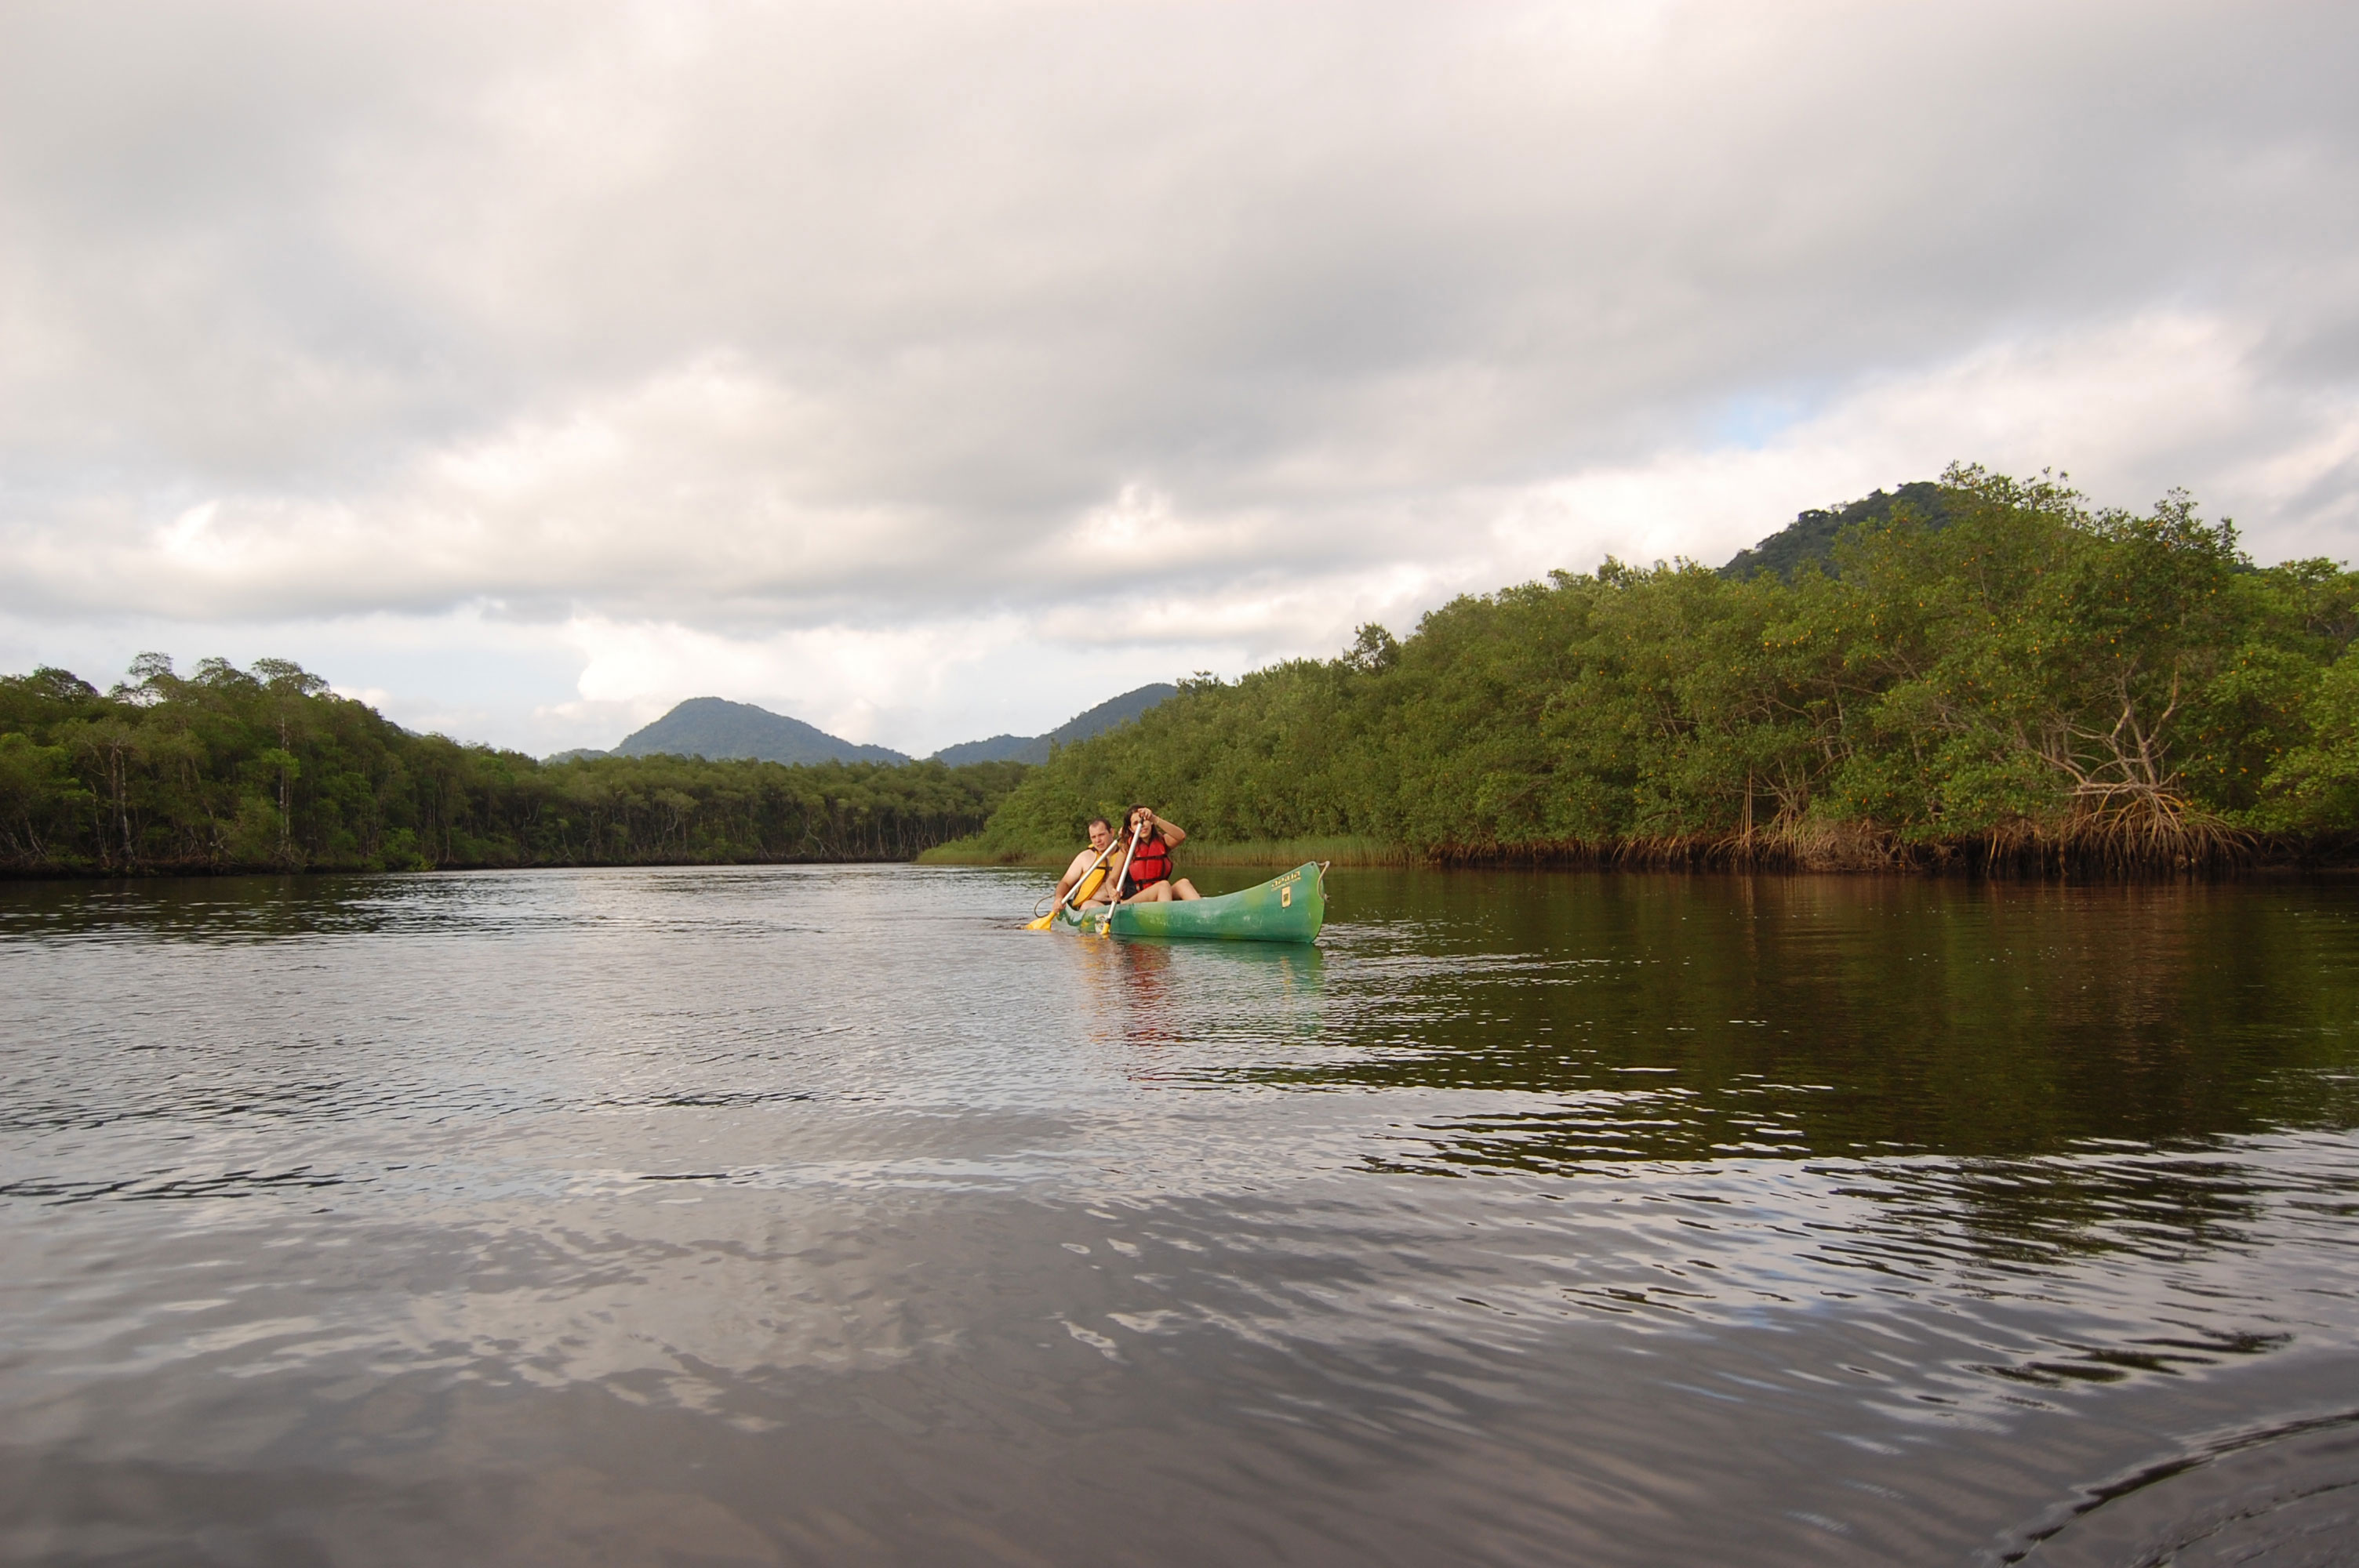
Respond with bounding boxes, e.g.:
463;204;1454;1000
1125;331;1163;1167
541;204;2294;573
1487;311;2359;577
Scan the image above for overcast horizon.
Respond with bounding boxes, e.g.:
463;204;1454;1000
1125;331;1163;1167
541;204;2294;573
4;1;2355;757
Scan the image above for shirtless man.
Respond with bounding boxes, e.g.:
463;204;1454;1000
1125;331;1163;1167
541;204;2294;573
1052;817;1121;910
1117;805;1202;902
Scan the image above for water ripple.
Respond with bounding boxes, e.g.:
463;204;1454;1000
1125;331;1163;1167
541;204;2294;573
3;866;2357;1565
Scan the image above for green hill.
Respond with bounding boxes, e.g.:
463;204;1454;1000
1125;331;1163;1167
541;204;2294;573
932;683;1177;765
1721;480;1960;579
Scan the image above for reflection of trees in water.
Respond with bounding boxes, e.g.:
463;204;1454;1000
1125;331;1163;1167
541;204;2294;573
1828;1149;2279;1271
0;873;415;944
0;869;611;945
1545;1142;2336;1395
1785;1149;2327;1389
1267;871;2359;1163
1256;870;2359;1303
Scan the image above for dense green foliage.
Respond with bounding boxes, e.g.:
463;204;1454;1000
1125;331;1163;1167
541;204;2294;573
0;656;1027;876
966;469;2359;869
1720;479;1963;581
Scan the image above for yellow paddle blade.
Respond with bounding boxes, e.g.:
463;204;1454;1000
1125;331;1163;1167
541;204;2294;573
1025;913;1055;930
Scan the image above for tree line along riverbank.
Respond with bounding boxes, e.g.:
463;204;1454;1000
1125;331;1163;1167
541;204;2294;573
930;467;2359;874
10;467;2358;880
0;658;1029;876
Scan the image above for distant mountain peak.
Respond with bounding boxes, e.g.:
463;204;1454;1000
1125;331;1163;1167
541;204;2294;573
552;684;1178;769
611;696;909;765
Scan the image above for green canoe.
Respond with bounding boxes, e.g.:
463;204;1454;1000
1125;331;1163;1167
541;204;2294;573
1055;861;1325;944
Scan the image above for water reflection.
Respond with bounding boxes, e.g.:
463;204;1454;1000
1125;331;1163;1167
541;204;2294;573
1061;931;1327;1057
1279;870;2359;1165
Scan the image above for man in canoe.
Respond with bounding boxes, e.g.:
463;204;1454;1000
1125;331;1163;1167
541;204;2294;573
1116;805;1202;902
1054;817;1121;909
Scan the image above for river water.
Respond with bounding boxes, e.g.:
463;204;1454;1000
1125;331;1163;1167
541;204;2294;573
3;866;2357;1566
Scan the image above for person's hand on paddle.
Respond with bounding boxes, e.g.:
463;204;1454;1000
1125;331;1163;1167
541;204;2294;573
1116;808;1201;902
1027;816;1126;929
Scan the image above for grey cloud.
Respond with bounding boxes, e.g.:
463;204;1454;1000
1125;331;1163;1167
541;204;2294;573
2;0;2356;644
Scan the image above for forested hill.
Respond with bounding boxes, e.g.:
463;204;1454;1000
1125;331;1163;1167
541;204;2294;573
0;659;1027;876
932;682;1178;765
949;467;2359;873
1720;481;1961;580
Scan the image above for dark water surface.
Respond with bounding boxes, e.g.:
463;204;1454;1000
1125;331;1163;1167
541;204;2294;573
4;866;2358;1566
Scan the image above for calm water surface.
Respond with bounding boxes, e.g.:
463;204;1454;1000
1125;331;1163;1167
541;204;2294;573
3;866;2358;1565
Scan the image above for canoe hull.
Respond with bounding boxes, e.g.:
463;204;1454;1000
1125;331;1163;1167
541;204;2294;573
1056;862;1324;944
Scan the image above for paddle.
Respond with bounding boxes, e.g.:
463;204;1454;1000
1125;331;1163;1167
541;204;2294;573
1095;822;1145;938
1026;831;1124;931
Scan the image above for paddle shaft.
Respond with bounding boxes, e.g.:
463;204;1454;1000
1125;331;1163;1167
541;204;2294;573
1041;833;1122;924
1099;825;1144;935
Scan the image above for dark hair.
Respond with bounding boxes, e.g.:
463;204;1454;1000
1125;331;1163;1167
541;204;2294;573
1085;816;1111;832
1126;805;1156;836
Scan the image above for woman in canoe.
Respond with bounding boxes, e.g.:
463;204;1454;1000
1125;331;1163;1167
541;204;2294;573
1118;806;1202;903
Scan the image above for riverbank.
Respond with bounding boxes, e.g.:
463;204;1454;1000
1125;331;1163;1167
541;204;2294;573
0;660;1029;878
916;834;1412;869
9;827;2351;881
921;828;2359;875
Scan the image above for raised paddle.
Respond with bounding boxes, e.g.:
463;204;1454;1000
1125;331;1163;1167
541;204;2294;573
1095;822;1145;938
1026;832;1124;931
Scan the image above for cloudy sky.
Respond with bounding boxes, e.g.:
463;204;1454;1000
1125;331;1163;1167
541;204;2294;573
3;1;2355;756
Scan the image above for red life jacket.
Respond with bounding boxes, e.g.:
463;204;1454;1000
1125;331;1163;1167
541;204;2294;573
1123;831;1173;891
